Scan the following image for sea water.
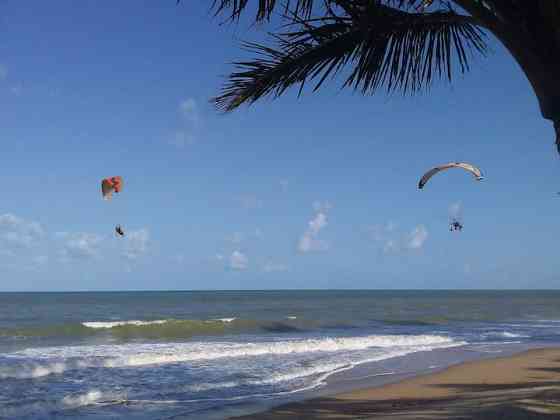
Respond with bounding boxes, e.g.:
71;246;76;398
1;290;560;419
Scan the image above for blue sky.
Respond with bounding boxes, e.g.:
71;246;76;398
0;0;558;291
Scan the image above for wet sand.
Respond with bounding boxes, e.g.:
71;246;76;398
234;348;560;419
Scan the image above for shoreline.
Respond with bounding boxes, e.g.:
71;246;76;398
233;348;560;419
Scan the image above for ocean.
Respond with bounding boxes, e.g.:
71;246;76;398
1;290;560;419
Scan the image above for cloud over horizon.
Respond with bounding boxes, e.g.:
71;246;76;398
122;229;150;261
406;225;428;250
57;232;104;260
298;204;330;253
367;222;428;254
229;250;248;270
0;213;45;249
262;262;289;273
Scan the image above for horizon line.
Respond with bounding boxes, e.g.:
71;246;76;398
1;288;559;293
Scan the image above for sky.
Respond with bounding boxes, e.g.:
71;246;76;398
0;0;559;291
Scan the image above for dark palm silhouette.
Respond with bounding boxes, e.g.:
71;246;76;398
184;1;560;154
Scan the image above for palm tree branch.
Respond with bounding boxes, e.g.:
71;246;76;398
452;0;503;31
215;22;360;110
210;0;318;21
214;8;487;111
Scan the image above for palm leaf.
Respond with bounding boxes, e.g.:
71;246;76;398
208;0;441;21
214;4;486;111
210;0;317;21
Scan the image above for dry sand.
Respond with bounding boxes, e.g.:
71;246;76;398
234;348;560;419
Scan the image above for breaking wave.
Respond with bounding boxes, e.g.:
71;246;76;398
0;318;318;340
1;334;464;379
82;320;168;329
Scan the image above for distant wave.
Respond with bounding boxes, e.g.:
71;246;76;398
82;320;168;329
380;318;450;326
0;318;318;340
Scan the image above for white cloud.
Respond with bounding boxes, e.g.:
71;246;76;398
225;232;245;244
122;229;149;261
169;130;196;149
308;212;327;235
0;213;45;248
0;249;16;258
226;229;262;245
279;179;289;192
168;98;201;150
58;232;104;259
367;221;427;254
383;239;400;254
365;221;397;241
237;195;263;210
406;225;428;249
229;250;248;270
171;255;185;264
298;206;330;253
0;214;44;235
3;232;33;248
10;84;22;96
312;201;332;213
33;255;49;265
179;98;199;125
263;262;289;273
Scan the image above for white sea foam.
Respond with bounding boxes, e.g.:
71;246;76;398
0;334;468;420
0;361;67;379
4;334;464;379
109;335;462;367
186;381;240;392
498;332;527;338
211;318;237;323
246;343;456;392
471;341;522;347
82;320;168;329
62;390;105;408
347;371;396;381
483;331;528;339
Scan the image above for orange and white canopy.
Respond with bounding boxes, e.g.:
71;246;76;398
101;176;123;200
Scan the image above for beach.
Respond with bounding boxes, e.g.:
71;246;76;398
235;348;560;419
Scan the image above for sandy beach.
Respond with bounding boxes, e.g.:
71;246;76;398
234;348;560;419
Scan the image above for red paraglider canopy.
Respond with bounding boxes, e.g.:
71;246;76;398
101;176;123;200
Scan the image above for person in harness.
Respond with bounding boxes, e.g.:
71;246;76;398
449;219;463;232
115;225;125;237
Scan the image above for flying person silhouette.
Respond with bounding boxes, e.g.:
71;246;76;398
449;219;463;232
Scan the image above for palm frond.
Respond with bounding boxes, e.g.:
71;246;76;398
214;4;487;111
207;0;442;22
210;0;317;22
